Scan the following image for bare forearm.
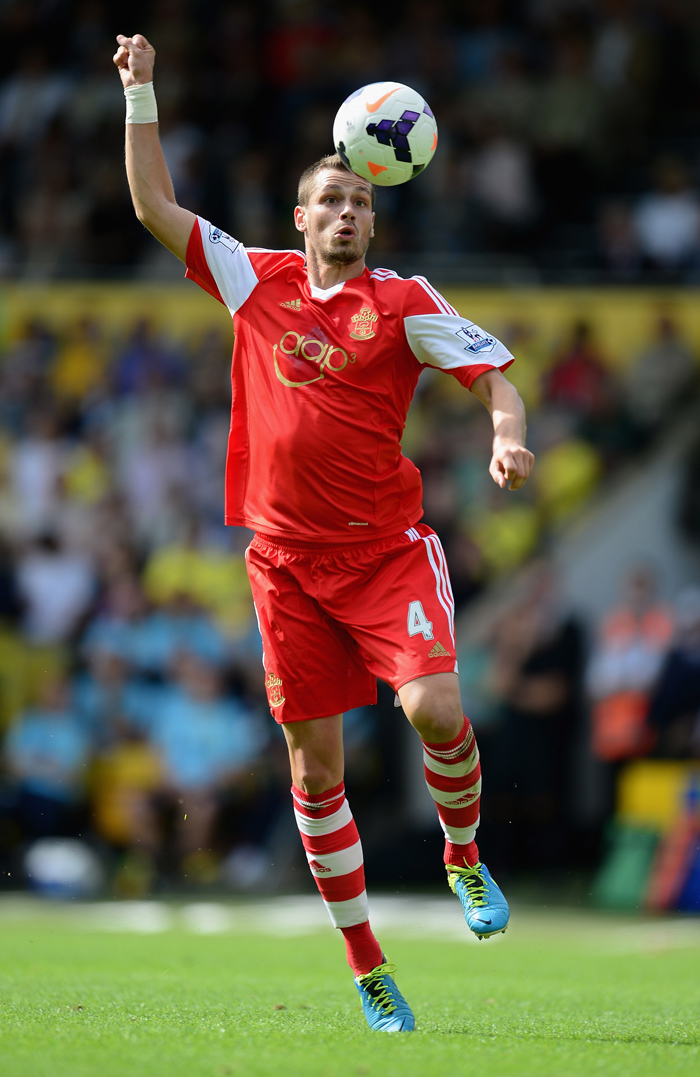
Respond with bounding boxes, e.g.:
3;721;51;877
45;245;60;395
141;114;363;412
114;34;195;261
471;368;534;489
125;122;176;228
488;376;527;446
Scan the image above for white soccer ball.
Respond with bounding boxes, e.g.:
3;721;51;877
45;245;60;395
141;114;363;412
333;81;438;187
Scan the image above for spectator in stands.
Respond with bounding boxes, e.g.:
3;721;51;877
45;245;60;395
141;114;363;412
73;642;159;746
596;200;642;280
542;320;612;421
0;46;72;149
532;25;605;229
648;587;700;759
485;564;584;870
17;149;88;278
90;716;164;896
528;404;602;525
16;530;96;645
118;420;191;547
0;534;25;732
624;314;699;437
0;321;57;436
142;516;257;646
10;408;66;535
1;0;699;279
586;563;673;762
81;572;150;670
468;115;538;252
49;317;109;404
542;319;637;466
2;673;91;838
148;652;265;879
633;157;700;276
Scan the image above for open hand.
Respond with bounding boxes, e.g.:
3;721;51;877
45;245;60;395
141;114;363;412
113;34;155;88
490;436;534;490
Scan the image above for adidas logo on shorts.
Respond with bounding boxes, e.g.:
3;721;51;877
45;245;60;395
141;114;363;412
428;641;450;657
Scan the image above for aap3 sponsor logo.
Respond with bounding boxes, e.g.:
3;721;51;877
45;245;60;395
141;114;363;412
273;330;357;388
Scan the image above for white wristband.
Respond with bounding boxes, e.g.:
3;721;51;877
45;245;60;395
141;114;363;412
125;82;158;124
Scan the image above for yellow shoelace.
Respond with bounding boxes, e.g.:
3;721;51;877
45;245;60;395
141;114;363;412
446;863;488;907
356;962;399;1013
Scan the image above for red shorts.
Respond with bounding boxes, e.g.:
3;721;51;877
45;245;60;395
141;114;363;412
245;524;457;723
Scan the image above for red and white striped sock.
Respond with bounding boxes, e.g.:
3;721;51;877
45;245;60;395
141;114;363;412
291;781;383;976
422;716;482;867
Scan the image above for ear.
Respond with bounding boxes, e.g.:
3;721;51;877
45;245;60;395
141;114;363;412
370;211;375;239
294;206;306;233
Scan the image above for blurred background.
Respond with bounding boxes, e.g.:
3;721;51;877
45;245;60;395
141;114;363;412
0;0;699;912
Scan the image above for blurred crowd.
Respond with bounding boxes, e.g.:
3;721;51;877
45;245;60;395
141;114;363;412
460;560;700;878
2;0;700;281
0;298;698;893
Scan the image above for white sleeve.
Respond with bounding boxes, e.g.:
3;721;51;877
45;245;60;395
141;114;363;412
404;312;514;375
188;217;260;314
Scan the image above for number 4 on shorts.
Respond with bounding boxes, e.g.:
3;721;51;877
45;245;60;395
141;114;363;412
407;600;434;641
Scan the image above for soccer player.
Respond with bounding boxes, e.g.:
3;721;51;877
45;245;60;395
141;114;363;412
114;34;535;1032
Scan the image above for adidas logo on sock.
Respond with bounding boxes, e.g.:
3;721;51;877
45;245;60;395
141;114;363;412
280;298;302;310
428;641;450;657
447;791;478;805
308;859;332;873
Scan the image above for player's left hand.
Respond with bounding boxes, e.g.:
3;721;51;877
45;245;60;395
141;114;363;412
490;437;534;490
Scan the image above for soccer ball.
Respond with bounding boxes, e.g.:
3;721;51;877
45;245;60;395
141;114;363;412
333;82;438;187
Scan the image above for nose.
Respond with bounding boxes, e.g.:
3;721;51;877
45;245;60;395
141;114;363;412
340;204;355;219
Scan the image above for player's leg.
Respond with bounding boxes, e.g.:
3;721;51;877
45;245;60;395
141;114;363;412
245;537;413;1030
398;672;509;938
398;671;479;865
283;713;414;1031
283;712;378;969
323;526;508;939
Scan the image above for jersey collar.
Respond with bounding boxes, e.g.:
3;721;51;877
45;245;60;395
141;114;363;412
305;266;370;302
309;280;346;301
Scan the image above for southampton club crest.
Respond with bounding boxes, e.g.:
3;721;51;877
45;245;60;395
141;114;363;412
265;672;286;707
349;306;379;341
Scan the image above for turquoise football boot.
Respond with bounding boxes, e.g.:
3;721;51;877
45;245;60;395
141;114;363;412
354;959;415;1032
447;861;510;939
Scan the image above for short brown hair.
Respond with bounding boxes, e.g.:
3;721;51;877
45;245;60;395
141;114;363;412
297;153;376;208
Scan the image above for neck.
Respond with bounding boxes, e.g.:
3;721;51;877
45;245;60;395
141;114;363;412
305;245;366;290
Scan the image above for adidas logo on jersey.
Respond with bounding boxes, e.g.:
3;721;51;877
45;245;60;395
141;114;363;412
308;859;332;873
280;298;302;310
428;641;450;657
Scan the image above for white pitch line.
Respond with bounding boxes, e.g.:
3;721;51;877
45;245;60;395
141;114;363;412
0;895;699;951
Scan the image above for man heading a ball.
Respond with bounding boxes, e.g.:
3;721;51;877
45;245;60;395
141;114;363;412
114;32;534;1033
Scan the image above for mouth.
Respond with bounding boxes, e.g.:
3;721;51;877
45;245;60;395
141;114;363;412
334;227;356;239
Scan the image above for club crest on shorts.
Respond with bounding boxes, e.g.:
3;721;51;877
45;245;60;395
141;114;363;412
265;672;286;707
349;306;379;340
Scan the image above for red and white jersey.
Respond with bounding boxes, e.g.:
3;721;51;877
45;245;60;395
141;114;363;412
185;216;514;541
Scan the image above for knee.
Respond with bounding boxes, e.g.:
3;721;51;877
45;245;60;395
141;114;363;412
290;757;342;795
283;715;344;794
400;676;464;743
407;704;463;743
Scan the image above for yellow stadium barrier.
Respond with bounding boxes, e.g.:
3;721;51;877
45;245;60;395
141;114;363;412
617;760;700;833
3;284;700;371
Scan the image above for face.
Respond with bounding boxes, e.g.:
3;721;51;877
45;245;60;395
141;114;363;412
295;169;375;267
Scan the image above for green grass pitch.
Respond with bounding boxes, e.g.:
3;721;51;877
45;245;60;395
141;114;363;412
0;900;698;1077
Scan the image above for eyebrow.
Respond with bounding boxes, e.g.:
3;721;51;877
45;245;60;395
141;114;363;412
319;183;372;198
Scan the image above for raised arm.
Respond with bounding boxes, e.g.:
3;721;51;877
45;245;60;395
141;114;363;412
113;34;195;262
470;368;535;490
